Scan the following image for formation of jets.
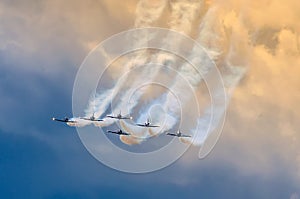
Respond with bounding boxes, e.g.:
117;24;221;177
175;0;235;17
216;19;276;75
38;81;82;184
103;129;191;137
52;111;129;124
52;111;191;138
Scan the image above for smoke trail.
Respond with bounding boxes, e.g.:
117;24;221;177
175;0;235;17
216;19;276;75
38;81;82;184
189;66;247;146
78;1;249;148
129;4;215;123
114;1;221;144
111;0;203;124
168;0;204;34
119;135;145;145
180;17;248;146
159;6;228;139
132;6;223;138
183;9;249;146
81;0;168;124
66;118;92;127
134;0;168;28
92;0;167;117
133;5;248;145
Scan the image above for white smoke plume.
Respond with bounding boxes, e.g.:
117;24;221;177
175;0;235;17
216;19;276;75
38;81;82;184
130;5;226;141
134;0;168;28
91;0;168;119
70;0;168;127
77;0;250;147
78;0;205;137
110;0;204;122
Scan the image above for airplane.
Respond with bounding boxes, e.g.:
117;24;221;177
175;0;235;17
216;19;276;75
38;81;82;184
166;130;191;138
106;111;133;120
136;119;159;127
52;117;77;123
106;129;130;136
80;113;103;122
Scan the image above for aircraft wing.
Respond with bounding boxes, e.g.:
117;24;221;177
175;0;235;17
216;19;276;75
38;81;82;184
136;124;159;127
106;130;117;134
120;116;132;120
180;135;191;138
136;123;147;127
106;115;132;120
94;119;104;121
147;125;160;127
52;118;64;122
52;118;76;123
80;117;103;121
80;117;91;121
166;133;177;136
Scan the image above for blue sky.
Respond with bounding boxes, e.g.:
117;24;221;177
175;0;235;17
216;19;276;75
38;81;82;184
0;0;300;198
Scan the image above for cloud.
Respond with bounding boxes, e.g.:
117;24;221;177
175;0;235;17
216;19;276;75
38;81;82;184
1;0;300;197
61;0;300;187
206;28;300;182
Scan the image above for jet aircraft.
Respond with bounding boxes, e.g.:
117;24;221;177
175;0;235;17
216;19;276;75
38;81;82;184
106;129;130;136
166;130;191;137
52;117;76;123
80;113;103;122
136;119;159;127
106;111;132;120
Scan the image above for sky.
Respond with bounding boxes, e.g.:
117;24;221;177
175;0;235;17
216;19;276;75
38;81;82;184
0;0;300;198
